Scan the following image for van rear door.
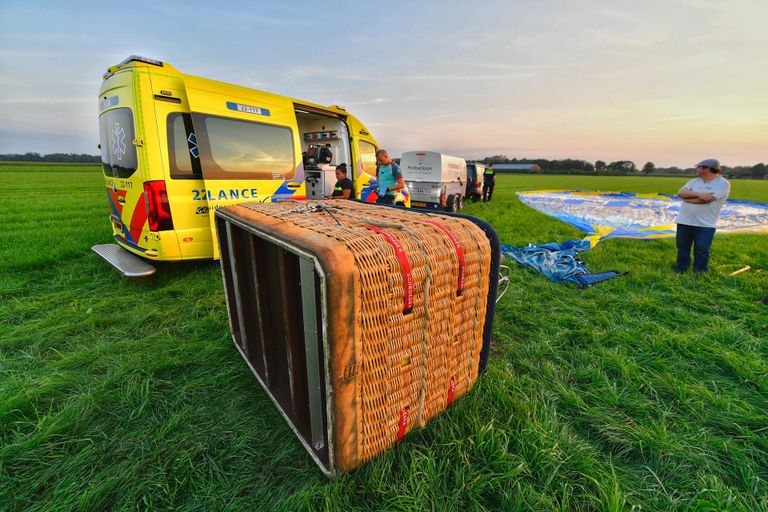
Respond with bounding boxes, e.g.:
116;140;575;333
183;77;302;258
98;69;149;255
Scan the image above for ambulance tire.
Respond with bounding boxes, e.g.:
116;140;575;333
458;195;465;210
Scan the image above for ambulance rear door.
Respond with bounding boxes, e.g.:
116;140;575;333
98;68;150;255
346;115;379;201
184;77;302;258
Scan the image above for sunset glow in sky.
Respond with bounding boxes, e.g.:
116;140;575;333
1;0;766;167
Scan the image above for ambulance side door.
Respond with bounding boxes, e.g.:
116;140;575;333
148;71;212;258
347;116;379;201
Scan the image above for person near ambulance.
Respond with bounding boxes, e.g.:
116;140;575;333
328;163;354;200
374;149;405;206
482;163;496;202
675;158;730;274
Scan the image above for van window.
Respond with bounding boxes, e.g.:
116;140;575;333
167;113;202;179
358;140;377;176
99;108;138;178
193;114;295;180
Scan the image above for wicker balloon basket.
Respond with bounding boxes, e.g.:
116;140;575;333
215;200;499;477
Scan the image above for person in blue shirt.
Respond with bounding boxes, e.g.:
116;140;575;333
374;149;405;206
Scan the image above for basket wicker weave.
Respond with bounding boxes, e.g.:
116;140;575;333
215;200;495;476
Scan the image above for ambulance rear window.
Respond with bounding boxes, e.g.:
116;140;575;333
192;114;295;180
99;108;138;178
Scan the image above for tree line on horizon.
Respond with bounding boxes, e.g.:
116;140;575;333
0;152;101;163
2;152;766;179
478;155;768;179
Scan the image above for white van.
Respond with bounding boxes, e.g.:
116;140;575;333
401;151;467;212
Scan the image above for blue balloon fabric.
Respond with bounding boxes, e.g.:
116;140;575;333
501;239;624;286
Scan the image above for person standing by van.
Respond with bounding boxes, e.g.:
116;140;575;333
375;149;405;206
675;158;730;274
328;163;354;200
483;163;496;202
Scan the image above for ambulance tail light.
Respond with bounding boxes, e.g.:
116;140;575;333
144;180;174;231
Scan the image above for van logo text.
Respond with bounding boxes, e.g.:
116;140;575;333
192;188;258;201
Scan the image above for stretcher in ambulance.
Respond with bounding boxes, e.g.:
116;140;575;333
93;56;382;276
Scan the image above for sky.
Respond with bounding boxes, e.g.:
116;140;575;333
1;0;766;168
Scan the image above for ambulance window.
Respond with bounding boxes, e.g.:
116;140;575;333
193;114;295;180
359;140;377;176
99;108;138;178
167;113;202;179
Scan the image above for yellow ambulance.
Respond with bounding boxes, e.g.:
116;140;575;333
94;55;386;275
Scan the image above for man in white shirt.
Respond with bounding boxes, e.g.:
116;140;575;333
676;158;731;273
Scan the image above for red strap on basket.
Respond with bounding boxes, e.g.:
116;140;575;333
447;377;457;406
397;407;409;441
423;220;465;296
366;226;414;314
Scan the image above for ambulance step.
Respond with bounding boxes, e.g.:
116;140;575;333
91;244;156;277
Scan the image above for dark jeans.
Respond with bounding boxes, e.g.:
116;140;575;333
482;183;494;202
676;223;716;273
376;194;395;206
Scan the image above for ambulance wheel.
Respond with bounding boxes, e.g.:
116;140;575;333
446;195;459;213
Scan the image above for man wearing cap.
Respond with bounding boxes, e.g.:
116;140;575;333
675;159;730;273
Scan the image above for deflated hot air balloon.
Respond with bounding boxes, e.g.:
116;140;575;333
517;190;768;246
500;190;768;286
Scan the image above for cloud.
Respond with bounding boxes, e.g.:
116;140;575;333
675;0;733;11
345;97;391;106
0;98;93;105
143;3;303;28
399;73;536;81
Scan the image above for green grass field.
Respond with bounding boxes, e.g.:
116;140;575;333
1;163;766;511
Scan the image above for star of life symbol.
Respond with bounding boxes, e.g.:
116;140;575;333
111;123;127;161
188;133;199;158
